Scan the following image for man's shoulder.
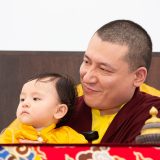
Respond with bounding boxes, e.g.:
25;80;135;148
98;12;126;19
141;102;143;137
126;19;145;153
134;85;160;114
140;83;160;97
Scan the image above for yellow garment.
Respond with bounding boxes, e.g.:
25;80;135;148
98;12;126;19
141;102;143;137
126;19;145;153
91;109;117;143
140;83;160;97
77;83;83;96
0;119;87;144
76;83;160;143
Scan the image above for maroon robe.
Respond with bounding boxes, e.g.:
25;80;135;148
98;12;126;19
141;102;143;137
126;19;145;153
66;88;160;144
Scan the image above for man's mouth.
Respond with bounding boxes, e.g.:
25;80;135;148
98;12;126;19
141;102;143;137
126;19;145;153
82;84;99;94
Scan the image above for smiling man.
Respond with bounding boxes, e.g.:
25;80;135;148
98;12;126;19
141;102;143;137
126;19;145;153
66;19;160;144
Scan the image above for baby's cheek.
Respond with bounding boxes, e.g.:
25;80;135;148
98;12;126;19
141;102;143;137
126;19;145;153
16;108;20;117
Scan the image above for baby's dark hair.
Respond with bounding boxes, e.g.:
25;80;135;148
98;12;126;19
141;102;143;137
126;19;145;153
28;72;77;126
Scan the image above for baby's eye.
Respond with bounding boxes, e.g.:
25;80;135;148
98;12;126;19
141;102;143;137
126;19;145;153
20;98;25;102
33;97;41;101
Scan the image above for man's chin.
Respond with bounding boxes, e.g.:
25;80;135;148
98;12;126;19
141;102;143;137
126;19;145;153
84;95;99;108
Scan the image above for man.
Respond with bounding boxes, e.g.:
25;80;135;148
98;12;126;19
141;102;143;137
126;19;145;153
67;19;160;144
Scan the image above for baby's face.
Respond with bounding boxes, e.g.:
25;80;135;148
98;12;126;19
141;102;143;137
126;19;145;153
16;78;60;129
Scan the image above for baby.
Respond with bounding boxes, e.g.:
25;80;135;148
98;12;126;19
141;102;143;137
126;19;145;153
0;73;87;143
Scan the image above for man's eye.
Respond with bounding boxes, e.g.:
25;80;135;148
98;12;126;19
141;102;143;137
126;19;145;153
100;67;106;71
100;67;109;72
83;59;89;64
100;67;113;73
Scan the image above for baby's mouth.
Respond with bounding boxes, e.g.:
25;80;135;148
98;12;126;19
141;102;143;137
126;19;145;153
21;110;29;115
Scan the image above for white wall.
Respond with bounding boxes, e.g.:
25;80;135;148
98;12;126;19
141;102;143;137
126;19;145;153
0;0;160;51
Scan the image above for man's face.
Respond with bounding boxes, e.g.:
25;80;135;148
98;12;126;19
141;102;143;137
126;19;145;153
16;78;60;129
80;34;137;113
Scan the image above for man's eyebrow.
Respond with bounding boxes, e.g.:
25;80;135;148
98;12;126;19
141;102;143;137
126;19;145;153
83;54;90;60
100;62;117;71
84;54;117;71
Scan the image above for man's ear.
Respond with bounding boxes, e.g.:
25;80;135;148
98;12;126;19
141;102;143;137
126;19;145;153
133;67;147;87
54;104;68;120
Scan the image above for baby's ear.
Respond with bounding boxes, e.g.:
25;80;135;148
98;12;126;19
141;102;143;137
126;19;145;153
54;104;68;120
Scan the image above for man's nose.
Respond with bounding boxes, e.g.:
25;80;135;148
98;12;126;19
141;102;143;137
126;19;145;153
82;68;97;83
